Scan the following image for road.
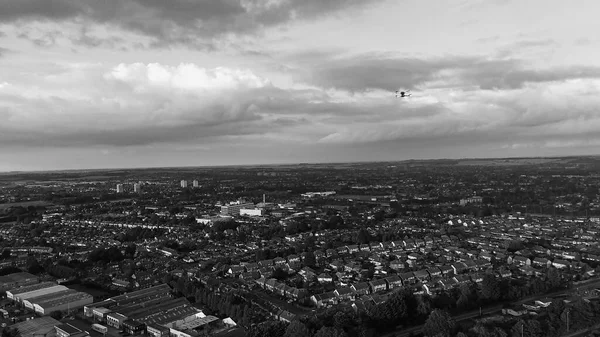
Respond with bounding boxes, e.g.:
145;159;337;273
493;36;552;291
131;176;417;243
383;278;600;337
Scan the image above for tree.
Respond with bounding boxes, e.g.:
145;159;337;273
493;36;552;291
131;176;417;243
417;295;433;318
1;249;10;259
423;310;455;337
273;268;287;281
248;321;287;337
26;256;44;275
481;273;501;301
304;251;317;268
314;326;347;337
356;229;371;244
284;320;312;337
50;311;63;320
546;267;561;289
510;320;543;337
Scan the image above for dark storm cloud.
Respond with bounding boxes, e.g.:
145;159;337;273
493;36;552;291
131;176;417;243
0;0;384;47
298;53;600;92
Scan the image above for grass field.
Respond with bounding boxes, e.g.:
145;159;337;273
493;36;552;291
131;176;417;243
0;200;53;210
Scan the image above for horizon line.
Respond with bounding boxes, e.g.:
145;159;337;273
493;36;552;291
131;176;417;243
1;154;598;175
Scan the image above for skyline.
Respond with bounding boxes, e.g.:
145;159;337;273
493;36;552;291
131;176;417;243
2;0;600;171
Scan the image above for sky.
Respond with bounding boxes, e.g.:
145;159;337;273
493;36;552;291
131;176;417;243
1;0;600;171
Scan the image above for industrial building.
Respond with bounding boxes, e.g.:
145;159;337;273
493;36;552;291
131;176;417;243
23;289;77;310
240;208;264;217
0;272;38;292
9;317;61;337
220;201;255;216
84;284;202;334
6;281;66;302
33;291;93;316
55;323;89;337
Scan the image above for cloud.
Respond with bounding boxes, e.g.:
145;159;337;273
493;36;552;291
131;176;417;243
295;52;600;92
0;0;384;49
0;62;331;148
2;55;600;156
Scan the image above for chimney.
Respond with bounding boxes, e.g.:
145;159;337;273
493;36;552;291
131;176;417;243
263;194;266;204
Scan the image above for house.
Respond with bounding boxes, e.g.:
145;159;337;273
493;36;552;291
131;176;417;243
347;245;359;254
369;279;388;293
510;256;531;266
413;269;430;282
470;273;484;283
239;271;260;280
552;259;571;269
273;257;287;266
258;259;274;267
451;262;468;274
244;262;259;272
407;253;420;260
265;278;278;291
326;249;338;258
299;267;317;281
336;247;349;255
390;261;405;270
288;287;308;300
329;261;345;271
399;272;416;285
351;282;371;296
228;265;245;277
112;279;130;288
532;257;551;268
275;283;286;296
334;287;354;301
311;292;338;308
426;267;442;278
255;277;267;288
438;278;458;290
463;259;478;271
385;275;403;289
317;273;333;283
453;275;471;285
497;269;512;278
439;265;454;277
287;255;301;264
359;244;371;252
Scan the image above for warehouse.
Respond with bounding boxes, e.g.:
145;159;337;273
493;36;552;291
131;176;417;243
23;289;77;310
9;316;61;337
106;312;128;329
34;291;94;316
13;285;69;303
0;272;38;292
6;282;59;301
84;284;171;317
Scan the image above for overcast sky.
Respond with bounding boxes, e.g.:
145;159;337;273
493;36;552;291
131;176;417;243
1;0;600;171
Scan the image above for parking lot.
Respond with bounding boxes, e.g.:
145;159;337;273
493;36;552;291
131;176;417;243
63;317;122;337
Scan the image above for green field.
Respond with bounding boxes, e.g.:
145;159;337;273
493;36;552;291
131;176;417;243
0;200;53;210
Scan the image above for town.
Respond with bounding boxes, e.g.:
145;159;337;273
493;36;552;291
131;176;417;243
1;157;600;337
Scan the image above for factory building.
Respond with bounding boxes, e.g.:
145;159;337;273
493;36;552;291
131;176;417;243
23;289;77;310
84;284;203;333
220;201;255;216
6;282;65;302
0;272;38;292
33;291;94;316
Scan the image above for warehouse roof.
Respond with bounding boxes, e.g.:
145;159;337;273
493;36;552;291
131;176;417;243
7;282;57;295
37;291;93;309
